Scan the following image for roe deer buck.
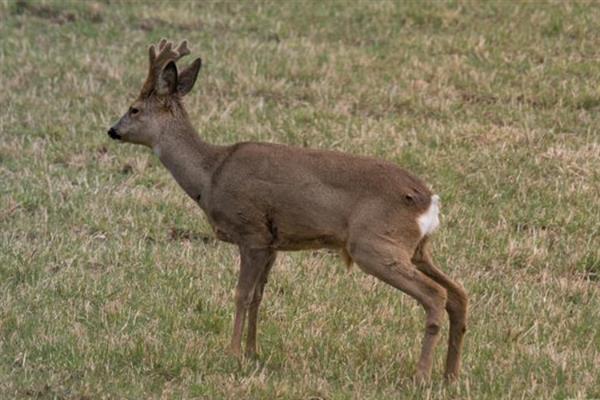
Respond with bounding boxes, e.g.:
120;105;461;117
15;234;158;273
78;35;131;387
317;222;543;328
107;39;468;382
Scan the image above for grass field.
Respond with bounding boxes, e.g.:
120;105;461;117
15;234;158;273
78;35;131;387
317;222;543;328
1;0;599;398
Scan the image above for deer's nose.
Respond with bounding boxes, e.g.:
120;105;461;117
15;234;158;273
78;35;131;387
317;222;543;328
107;127;121;140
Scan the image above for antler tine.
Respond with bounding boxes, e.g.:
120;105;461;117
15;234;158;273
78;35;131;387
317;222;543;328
141;38;192;97
158;38;168;51
155;42;175;65
175;40;190;59
148;39;169;63
153;39;190;67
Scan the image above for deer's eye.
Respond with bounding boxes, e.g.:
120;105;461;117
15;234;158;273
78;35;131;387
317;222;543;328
130;107;140;115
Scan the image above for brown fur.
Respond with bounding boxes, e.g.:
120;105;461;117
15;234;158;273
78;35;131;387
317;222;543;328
108;39;468;382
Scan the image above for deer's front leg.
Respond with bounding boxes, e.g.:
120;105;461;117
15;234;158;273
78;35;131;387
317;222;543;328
246;251;276;357
229;246;273;357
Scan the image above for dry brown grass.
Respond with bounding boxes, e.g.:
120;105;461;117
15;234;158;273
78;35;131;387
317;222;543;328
1;0;599;398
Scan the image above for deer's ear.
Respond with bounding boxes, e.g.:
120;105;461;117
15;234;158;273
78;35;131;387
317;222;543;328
156;61;178;96
177;57;202;96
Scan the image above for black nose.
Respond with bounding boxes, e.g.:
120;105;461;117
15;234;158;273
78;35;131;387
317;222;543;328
107;127;121;140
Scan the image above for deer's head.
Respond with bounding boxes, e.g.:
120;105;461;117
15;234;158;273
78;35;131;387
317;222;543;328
107;39;202;148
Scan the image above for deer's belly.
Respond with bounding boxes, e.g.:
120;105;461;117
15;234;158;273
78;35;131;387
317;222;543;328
206;206;345;251
270;232;343;251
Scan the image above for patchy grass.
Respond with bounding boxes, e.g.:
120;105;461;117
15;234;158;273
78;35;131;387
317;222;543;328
1;0;599;398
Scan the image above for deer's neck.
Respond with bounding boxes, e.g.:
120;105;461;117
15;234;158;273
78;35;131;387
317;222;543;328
153;123;218;203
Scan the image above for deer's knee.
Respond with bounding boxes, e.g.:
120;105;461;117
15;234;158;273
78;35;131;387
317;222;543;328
426;322;441;336
234;288;254;309
424;293;445;336
248;287;264;308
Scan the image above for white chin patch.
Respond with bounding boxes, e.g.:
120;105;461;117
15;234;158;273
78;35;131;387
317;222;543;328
417;195;440;237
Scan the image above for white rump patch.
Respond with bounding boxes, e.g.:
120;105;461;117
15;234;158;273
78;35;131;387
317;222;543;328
417;195;440;237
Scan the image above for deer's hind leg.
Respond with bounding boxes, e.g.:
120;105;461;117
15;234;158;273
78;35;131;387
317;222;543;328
412;237;468;381
347;235;447;382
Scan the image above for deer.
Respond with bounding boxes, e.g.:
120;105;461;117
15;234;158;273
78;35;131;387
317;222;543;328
107;39;468;382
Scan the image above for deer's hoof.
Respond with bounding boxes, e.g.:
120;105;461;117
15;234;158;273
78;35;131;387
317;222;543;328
245;349;259;360
444;371;459;384
226;346;242;359
413;370;431;385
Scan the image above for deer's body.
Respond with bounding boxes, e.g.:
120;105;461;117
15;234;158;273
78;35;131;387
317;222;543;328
108;39;468;382
159;131;432;251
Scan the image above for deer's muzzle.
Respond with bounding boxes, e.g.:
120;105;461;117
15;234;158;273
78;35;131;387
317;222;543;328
107;127;121;140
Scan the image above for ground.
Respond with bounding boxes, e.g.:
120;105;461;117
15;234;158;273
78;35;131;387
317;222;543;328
1;1;599;399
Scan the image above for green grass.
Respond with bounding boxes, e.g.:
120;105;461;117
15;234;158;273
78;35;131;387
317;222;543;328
1;0;599;398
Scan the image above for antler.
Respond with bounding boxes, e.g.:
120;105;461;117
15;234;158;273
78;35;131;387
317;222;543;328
140;38;191;97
